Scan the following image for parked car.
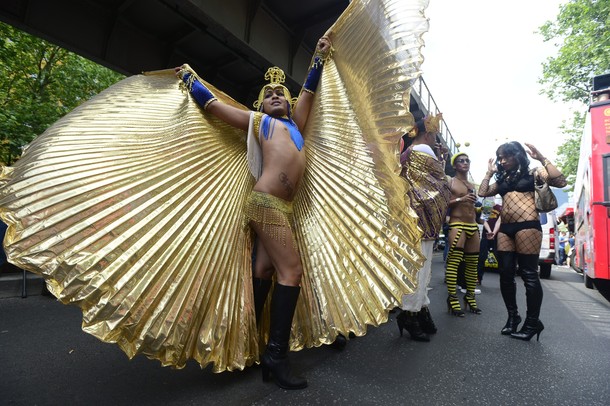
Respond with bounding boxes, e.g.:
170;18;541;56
538;211;560;278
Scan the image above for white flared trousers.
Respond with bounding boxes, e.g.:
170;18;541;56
401;239;434;312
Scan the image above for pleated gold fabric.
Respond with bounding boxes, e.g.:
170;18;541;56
0;0;430;372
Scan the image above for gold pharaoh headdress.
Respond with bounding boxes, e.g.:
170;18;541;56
253;67;298;111
406;112;443;138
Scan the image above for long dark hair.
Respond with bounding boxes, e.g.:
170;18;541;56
495;141;530;185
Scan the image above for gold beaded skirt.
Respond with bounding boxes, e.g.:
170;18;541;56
0;0;429;372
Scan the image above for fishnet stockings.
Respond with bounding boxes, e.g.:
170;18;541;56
497;229;542;254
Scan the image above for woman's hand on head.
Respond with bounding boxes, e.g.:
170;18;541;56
487;158;497;173
524;143;544;161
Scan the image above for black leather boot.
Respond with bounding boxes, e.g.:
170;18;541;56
511;317;544;341
253;277;272;325
497;251;521;335
261;284;307;390
519;254;544;319
397;310;430;342
501;311;522;335
511;254;544;341
417;306;437;334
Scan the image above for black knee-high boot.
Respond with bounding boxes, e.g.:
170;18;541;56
497;251;521;335
261;284;307;389
511;254;544;341
253;277;272;325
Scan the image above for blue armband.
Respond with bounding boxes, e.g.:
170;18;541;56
180;72;217;110
303;54;325;94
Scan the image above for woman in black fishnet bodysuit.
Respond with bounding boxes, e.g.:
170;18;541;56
478;141;566;341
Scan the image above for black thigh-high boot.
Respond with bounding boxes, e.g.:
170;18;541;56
511;254;544;341
253;277;272;326
261;284;308;389
497;251;521;335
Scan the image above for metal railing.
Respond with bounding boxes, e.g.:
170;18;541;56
411;76;459;157
410;75;473;180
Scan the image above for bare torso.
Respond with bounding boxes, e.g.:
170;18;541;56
253;120;306;201
449;176;477;223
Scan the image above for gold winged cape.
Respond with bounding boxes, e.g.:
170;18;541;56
0;0;429;372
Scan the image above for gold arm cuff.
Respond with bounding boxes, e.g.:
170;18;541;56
203;98;218;110
301;88;315;95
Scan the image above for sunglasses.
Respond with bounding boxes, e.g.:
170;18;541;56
456;158;470;164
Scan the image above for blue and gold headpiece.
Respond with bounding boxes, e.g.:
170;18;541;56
253;67;298;112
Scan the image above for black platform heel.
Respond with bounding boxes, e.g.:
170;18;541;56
463;293;482;314
447;295;465;317
396;310;430;341
511;318;544;341
418;307;437;334
501;312;522;335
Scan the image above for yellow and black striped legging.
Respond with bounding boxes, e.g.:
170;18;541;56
446;222;479;297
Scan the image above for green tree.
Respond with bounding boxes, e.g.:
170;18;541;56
555;111;585;191
538;0;610;188
0;22;124;165
538;0;610;104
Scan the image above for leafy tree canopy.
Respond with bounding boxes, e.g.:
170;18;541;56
0;22;124;165
555;111;585;191
538;0;610;104
538;0;609;190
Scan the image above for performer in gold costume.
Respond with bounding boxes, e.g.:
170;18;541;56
175;34;332;389
0;0;430;383
396;113;450;342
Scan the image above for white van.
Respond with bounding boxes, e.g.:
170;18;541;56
538;211;560;278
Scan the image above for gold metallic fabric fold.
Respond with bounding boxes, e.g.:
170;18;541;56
0;0;430;372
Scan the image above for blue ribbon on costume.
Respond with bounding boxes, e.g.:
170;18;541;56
261;115;304;151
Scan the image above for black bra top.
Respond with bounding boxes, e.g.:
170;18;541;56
496;172;536;196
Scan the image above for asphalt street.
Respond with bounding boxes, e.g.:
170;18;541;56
2;253;610;405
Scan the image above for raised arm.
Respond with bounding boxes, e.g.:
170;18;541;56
176;64;250;131
478;158;500;197
524;143;567;188
292;36;333;130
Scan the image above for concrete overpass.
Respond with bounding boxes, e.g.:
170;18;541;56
0;0;461;173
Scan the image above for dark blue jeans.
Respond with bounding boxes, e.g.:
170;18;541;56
477;236;497;283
